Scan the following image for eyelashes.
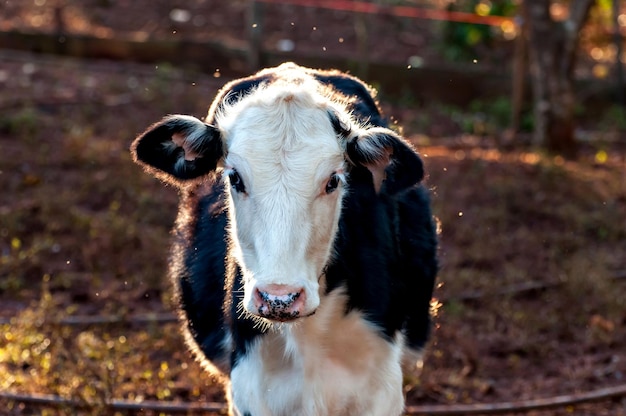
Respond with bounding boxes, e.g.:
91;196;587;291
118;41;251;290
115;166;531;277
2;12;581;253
325;172;341;194
227;169;246;194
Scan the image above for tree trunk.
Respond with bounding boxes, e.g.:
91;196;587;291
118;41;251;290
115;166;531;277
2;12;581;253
510;16;528;135
524;0;594;158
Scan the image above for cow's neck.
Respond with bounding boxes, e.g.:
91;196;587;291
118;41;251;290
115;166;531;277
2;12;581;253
281;287;397;375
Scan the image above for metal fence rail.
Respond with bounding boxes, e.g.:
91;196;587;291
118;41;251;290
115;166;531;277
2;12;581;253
255;0;513;26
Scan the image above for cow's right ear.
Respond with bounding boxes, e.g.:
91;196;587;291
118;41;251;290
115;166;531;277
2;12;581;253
131;115;223;185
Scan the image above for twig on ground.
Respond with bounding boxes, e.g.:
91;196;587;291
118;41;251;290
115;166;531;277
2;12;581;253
404;383;626;415
446;279;562;301
2;384;626;415
446;270;626;302
0;392;226;413
0;313;178;326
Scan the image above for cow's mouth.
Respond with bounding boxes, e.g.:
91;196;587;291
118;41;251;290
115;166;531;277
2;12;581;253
258;309;301;322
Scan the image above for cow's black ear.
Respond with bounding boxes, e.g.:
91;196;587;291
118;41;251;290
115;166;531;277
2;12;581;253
131;115;223;185
345;127;424;194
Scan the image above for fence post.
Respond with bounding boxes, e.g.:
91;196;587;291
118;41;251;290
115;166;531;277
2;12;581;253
354;13;370;79
613;0;624;110
248;0;263;71
510;15;527;136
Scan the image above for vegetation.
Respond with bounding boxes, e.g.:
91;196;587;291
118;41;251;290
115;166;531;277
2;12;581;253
440;0;517;62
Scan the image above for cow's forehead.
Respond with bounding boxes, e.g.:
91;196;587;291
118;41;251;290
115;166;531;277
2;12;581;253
219;84;345;183
228;109;342;161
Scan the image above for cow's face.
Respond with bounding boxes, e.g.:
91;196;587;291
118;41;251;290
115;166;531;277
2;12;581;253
131;75;423;324
216;85;347;322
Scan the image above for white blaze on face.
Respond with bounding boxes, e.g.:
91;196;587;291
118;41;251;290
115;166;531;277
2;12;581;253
216;81;348;320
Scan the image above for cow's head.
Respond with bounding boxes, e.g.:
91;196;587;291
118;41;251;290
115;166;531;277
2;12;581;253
131;77;423;324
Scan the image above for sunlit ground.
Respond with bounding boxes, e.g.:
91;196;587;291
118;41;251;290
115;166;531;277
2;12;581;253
0;50;625;414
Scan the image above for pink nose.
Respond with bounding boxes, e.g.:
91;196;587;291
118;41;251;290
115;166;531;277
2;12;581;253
253;284;306;322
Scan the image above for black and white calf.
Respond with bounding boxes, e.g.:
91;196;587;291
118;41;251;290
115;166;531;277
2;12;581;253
131;63;438;416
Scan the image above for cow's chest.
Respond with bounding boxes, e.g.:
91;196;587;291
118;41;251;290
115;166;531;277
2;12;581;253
229;289;405;416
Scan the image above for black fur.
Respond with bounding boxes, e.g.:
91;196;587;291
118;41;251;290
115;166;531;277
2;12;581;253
171;181;230;367
131;116;223;183
131;63;438;410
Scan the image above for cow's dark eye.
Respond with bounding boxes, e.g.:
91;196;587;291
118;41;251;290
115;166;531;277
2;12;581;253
325;173;341;194
228;170;246;193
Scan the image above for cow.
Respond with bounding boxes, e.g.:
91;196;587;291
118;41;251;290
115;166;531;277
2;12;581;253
131;62;438;416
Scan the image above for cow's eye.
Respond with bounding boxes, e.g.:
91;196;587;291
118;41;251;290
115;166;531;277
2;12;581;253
228;170;246;193
325;173;341;194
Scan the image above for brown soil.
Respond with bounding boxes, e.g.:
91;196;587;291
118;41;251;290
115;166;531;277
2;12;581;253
1;2;626;415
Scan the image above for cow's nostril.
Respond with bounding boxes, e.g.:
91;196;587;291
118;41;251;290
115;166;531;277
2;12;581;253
257;290;300;308
254;285;306;322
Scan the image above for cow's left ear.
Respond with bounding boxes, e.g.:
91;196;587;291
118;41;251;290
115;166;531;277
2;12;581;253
345;126;424;194
131;115;223;186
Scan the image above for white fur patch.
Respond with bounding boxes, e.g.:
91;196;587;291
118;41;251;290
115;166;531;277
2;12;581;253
215;80;349;318
229;288;405;416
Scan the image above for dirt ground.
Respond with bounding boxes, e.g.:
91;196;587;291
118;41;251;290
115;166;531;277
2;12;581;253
1;1;626;415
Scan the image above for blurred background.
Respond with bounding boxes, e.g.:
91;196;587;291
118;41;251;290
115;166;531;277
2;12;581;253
0;0;625;414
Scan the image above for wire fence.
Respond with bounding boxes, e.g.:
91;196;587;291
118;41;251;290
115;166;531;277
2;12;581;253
255;0;514;26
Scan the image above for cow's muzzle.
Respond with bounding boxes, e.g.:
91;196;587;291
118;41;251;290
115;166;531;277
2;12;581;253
253;284;308;322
